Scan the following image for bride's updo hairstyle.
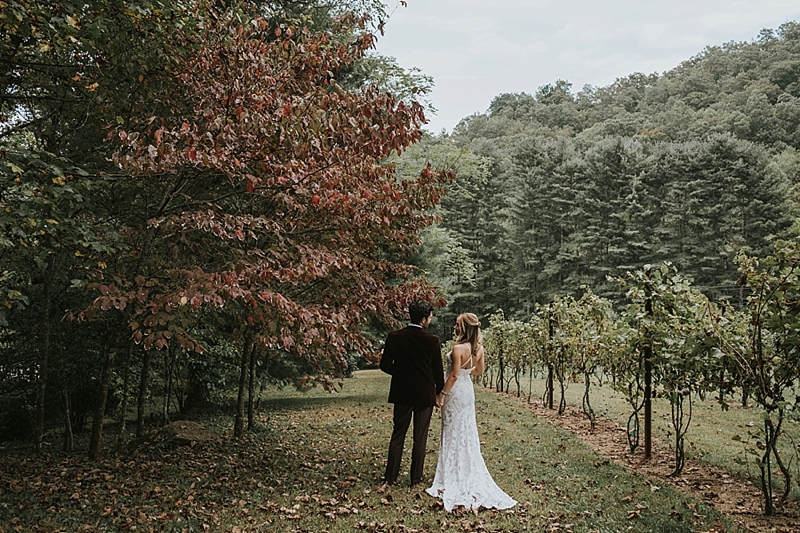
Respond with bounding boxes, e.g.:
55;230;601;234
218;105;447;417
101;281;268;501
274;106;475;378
455;313;482;355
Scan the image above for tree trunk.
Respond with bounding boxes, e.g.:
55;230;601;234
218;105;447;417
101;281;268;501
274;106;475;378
247;345;257;431
546;307;555;410
115;342;134;453
644;294;653;460
161;346;174;426
582;372;595;429
61;377;74;452
34;254;56;449
769;415;791;508
496;347;505;392
669;392;692;477
761;417;776;516
233;333;254;439
256;350;270;412
56;340;74;452
627;409;640;453
136;349;151;439
88;329;118;460
758;414;790;516
527;366;533;404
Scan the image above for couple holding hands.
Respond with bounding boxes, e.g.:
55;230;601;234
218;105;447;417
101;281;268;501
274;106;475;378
379;300;517;512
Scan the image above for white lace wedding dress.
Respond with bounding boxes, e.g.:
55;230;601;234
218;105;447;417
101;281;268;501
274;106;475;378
425;352;517;512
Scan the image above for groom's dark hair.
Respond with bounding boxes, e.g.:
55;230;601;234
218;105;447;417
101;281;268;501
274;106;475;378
408;299;433;324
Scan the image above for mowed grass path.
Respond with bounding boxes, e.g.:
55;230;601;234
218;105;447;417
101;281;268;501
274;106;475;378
0;370;740;532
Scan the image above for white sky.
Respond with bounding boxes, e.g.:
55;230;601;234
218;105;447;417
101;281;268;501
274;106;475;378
375;0;800;134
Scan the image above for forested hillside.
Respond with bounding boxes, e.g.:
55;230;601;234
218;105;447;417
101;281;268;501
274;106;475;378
412;21;800;328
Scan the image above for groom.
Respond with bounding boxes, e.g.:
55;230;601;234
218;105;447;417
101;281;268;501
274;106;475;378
380;299;444;486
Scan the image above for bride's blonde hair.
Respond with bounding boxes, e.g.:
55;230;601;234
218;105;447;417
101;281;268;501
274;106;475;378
454;313;482;355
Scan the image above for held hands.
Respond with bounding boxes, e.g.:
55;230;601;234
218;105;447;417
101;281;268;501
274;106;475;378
435;391;446;408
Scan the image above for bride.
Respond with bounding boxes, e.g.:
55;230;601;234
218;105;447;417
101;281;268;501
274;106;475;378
426;313;517;512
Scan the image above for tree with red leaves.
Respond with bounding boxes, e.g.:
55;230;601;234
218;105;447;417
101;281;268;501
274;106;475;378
99;7;452;437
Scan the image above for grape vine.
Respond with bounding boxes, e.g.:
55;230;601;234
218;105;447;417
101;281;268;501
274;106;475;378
481;248;800;514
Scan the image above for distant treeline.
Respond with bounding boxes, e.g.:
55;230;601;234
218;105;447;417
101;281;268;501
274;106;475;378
409;21;800;329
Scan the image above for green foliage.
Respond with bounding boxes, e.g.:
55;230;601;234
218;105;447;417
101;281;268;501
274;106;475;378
442;130;793;312
713;238;800;513
617;264;722;397
482;289;625;417
0;0;453;450
481;250;800;510
393;134;490;337
424;21;800;319
1;0;195;448
617;263;725;475
337;53;436;114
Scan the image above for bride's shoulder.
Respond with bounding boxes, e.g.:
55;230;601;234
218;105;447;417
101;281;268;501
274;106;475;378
452;342;470;353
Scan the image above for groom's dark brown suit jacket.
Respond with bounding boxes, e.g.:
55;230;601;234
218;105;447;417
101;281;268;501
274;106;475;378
380;325;444;407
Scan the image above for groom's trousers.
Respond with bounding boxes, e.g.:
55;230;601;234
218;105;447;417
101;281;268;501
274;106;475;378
385;403;433;485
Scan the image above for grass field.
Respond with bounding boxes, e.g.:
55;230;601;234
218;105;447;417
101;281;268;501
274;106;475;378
503;374;800;501
0;369;747;532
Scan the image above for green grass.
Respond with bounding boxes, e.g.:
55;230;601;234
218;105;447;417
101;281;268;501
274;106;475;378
501;374;800;500
0;370;743;532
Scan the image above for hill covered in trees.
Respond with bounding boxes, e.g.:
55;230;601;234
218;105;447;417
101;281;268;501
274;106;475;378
412;20;800;327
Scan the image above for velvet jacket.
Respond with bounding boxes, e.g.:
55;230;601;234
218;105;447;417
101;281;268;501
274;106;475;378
380;325;444;407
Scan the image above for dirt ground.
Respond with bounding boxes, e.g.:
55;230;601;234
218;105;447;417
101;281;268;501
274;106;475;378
515;397;800;533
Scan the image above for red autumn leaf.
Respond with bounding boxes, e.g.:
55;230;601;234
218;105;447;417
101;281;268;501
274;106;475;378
104;11;454;387
282;336;295;350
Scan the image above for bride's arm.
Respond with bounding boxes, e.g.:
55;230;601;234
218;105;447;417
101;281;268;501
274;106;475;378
470;346;485;376
438;344;467;402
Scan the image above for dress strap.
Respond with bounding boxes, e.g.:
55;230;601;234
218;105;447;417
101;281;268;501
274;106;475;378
460;354;473;370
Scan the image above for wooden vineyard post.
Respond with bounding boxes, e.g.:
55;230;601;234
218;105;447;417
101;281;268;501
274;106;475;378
644;277;653;460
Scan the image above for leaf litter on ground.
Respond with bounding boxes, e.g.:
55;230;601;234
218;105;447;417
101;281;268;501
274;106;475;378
0;369;767;532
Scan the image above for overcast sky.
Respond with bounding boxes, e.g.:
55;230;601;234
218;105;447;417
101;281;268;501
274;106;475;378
374;0;800;134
